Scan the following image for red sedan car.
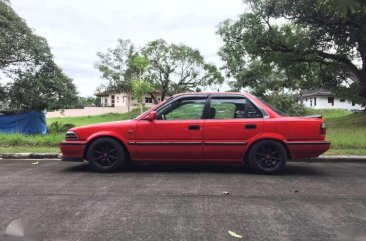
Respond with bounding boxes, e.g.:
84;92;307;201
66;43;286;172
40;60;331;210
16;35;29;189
60;92;330;174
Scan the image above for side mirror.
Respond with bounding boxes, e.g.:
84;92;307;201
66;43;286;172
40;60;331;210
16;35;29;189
145;111;157;121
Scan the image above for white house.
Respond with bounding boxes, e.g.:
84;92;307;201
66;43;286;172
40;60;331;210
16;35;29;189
95;91;165;108
295;89;364;111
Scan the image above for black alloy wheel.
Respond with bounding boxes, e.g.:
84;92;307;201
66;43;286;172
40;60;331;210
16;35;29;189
87;137;126;172
248;140;287;174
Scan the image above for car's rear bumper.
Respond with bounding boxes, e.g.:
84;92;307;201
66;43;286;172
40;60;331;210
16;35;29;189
286;141;331;159
60;141;87;162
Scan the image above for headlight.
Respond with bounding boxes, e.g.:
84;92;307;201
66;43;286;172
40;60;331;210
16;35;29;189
65;131;79;141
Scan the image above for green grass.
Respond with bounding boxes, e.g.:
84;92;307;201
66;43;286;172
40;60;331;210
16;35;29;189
0;109;144;151
306;108;352;120
0;133;64;147
306;109;366;154
0;107;365;155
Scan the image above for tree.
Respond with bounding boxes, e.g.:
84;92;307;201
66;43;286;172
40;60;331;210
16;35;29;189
0;0;52;76
131;55;153;113
142;39;224;102
7;61;78;110
95;39;137;111
0;0;78;111
217;0;366;102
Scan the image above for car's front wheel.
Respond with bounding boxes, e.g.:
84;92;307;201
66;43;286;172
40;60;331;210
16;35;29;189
248;140;287;174
87;137;126;172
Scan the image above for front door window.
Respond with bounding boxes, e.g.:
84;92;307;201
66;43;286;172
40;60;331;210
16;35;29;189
157;98;206;120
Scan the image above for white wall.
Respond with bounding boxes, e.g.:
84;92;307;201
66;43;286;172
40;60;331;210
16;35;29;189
100;93;159;108
47;106;136;118
300;96;364;110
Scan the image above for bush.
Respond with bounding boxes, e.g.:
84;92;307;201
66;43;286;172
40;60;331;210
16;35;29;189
48;121;75;133
262;93;307;116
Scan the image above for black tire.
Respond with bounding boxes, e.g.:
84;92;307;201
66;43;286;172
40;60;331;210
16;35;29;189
248;140;287;174
86;137;126;173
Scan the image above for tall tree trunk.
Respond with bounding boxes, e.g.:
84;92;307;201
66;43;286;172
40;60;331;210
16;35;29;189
139;99;143;114
359;69;366;99
150;93;158;104
127;92;131;112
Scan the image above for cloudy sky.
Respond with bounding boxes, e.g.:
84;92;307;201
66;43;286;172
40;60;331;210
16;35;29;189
11;0;245;97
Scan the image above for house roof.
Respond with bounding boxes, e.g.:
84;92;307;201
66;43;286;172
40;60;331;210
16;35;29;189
95;91;111;97
294;89;334;100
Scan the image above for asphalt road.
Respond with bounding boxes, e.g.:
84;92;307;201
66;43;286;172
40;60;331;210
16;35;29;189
1;160;366;241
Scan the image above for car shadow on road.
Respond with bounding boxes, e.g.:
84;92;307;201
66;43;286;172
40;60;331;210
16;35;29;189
61;162;329;176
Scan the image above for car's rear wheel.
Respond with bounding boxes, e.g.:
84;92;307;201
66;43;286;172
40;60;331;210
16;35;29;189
248;140;287;174
87;137;126;172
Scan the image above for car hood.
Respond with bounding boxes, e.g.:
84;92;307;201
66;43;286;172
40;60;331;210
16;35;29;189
69;119;137;140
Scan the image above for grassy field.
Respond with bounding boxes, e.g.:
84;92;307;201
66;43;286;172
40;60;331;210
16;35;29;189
0;109;143;150
306;109;366;155
0;108;365;155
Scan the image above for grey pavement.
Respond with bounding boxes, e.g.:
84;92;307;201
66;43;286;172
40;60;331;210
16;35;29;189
1;160;366;241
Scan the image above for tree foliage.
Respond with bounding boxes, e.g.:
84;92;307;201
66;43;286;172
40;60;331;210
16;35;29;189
0;0;78;111
7;61;78;110
131;55;153;113
217;0;366;102
142;39;224;101
96;39;224;105
95;39;137;111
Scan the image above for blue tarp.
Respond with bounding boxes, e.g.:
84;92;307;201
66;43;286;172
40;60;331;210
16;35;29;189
0;111;47;135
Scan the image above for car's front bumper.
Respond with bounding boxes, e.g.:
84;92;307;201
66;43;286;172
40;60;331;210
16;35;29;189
60;141;87;162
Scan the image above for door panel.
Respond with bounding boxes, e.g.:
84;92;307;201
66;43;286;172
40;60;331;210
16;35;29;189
203;97;263;160
135;96;207;161
203;119;263;160
135;120;204;161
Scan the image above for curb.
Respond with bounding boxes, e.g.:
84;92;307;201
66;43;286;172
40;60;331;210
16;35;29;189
0;153;61;160
0;153;366;162
295;155;366;163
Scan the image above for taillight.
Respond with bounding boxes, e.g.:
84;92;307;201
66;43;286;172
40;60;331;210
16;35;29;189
65;131;79;141
320;122;326;135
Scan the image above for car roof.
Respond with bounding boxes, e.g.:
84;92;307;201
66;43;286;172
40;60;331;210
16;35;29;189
172;92;248;97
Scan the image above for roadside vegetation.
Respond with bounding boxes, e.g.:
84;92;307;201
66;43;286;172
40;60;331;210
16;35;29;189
0;108;365;155
307;109;366;155
0;109;143;153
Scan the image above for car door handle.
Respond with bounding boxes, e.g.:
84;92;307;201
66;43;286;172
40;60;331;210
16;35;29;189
188;125;200;131
245;124;256;129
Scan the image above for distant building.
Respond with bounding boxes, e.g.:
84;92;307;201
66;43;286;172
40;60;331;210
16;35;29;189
95;91;165;108
295;89;364;111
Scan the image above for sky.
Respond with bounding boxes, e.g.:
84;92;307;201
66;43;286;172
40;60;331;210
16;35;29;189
11;0;245;97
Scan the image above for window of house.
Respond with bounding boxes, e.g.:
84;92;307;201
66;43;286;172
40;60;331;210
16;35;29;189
310;99;313;106
340;98;345;102
116;96;119;103
145;97;153;103
314;97;317;106
352;101;356;106
328;97;334;106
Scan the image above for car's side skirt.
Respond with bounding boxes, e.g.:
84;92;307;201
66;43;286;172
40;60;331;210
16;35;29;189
128;141;247;146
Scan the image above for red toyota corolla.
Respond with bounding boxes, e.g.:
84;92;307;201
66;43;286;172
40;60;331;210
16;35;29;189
60;92;330;174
